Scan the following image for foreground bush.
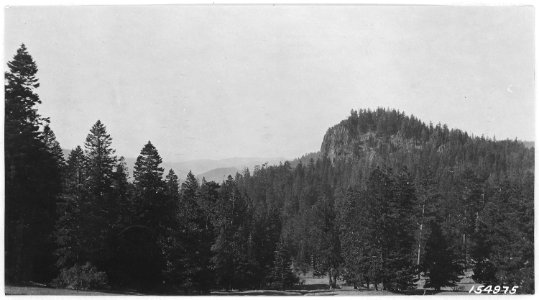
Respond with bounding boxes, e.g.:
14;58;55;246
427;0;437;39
52;263;109;290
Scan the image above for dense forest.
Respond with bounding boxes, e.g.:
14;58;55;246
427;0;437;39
5;45;534;294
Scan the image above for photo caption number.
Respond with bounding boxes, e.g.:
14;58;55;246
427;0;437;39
510;286;519;295
469;285;518;294
470;285;484;294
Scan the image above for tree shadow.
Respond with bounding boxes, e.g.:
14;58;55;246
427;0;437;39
291;283;330;291
212;290;302;296
398;289;442;295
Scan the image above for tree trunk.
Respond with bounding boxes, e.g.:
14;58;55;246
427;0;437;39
417;201;426;280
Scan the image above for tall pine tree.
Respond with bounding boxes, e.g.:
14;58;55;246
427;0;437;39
5;44;62;283
55;146;86;271
122;141;172;290
172;172;214;292
423;220;461;291
80;121;118;272
267;241;298;290
211;176;256;290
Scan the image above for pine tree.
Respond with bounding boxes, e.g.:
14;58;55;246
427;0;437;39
472;179;534;293
42;124;65;165
423;220;461;291
268;241;298;290
84;120;117;197
55;147;86;270
112;156;132;224
107;156;135;286
198;179;219;229
65;146;86;193
470;223;496;285
133;141;164;192
384;168;417;291
132;141;170;228
5;44;43;141
338;188;381;289
79;121;118;274
161;169;181;287
5;44;62;283
173;172;214;292
211;176;254;290
310;196;342;288
362;168;394;291
414;171;440;268
165;169;180;202
124;141;169;290
338;168;417;291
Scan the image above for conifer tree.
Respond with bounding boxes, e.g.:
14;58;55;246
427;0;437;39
198;179;220;230
5;44;43;140
80;121;118;270
165;169;180;202
133;141;163;191
112;156;132;223
338;188;380;289
55;146;86;270
339;168;417;291
211;176;253;290
268;241;298;290
175;172;214;292
470;223;496;285
5;44;62;283
84;120;117;197
65;146;86;193
107;156;136;286
126;141;169;290
311;196;342;288
42;124;65;167
384;168;417;291
423;220;461;291
40;123;65;172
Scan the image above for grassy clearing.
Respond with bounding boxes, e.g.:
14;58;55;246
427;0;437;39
5;285;115;295
5;270;477;296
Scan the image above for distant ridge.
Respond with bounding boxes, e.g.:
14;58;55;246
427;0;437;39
61;149;285;182
197;167;240;183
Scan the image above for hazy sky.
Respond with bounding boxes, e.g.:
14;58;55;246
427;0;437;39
4;5;534;161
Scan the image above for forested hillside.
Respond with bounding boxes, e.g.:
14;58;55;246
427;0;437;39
5;45;534;294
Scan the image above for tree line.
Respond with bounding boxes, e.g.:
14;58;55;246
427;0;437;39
5;45;534;294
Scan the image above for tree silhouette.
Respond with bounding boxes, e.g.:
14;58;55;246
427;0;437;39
423;220;461;291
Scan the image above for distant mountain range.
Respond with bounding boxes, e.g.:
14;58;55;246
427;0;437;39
61;149;286;182
61;138;534;183
196;167;240;183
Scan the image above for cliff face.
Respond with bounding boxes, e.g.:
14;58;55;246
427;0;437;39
321;123;354;161
320;119;420;164
320;122;378;162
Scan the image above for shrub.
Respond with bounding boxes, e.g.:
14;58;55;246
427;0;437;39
52;262;109;290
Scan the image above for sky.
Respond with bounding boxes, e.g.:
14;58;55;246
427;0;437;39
4;5;535;162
